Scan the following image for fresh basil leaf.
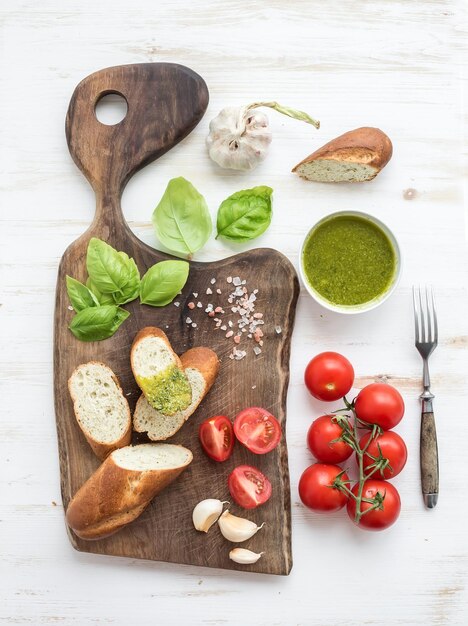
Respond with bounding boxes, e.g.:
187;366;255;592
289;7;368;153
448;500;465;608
68;305;130;342
86;238;131;295
216;186;273;242
66;276;100;312
112;252;140;305
140;260;189;306
152;177;212;257
86;277;115;305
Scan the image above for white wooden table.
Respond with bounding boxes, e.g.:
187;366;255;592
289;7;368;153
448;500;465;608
1;1;467;624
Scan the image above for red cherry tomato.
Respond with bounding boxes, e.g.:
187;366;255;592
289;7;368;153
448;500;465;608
355;383;405;430
298;463;349;513
199;415;234;462
346;479;401;531
228;465;272;509
307;415;353;463
304;352;354;402
233;407;282;455
360;431;408;479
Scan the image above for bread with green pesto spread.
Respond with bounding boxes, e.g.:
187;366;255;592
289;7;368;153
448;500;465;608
130;327;192;416
133;347;220;441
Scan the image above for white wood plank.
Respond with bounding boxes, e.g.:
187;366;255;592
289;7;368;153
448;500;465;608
1;0;467;624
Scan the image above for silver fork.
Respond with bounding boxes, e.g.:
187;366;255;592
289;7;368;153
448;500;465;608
413;286;439;508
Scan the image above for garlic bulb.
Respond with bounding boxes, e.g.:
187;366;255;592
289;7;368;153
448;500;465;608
206;101;320;172
192;499;228;532
229;548;264;565
218;509;264;542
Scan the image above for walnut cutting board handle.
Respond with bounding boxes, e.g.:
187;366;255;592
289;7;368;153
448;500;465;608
65;63;209;230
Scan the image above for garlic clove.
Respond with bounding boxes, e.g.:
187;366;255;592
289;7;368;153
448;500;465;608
192;499;227;532
229;548;264;565
218;509;264;543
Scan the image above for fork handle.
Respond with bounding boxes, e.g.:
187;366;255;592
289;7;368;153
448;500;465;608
420;410;439;508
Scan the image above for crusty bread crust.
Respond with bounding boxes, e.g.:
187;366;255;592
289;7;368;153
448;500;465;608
292;127;393;181
68;361;132;461
179;347;220;406
133;347;220;440
66;444;193;540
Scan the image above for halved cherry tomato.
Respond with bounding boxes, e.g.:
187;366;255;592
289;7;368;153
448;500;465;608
228;465;272;509
359;431;408;479
233;407;282;454
199;415;234;462
354;383;404;430
304;352;354;402
307;414;353;463
346;479;401;531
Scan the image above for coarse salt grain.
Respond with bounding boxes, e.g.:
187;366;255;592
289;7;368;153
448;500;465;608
210;278;216;284
193;292;198;298
234;335;241;344
206;287;212;295
191;323;197;328
275;326;282;334
227;276;233;283
226;330;234;338
68;305;74;311
253;346;262;356
187;302;195;309
233;277;242;286
197;302;203;308
216;289;222;294
174;301;180;307
186;317;192;324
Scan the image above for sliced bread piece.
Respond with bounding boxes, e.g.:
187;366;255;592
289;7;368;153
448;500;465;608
292;127;393;182
68;361;131;460
66;443;193;540
133;347;220;441
131;327;192;416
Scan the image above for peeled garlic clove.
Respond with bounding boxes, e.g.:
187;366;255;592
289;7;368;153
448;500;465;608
192;499;227;532
229;548;264;565
218;509;264;542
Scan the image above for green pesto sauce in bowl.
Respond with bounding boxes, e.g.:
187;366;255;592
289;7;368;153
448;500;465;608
302;215;397;307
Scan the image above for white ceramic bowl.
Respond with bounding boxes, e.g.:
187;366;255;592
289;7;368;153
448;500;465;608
299;210;402;314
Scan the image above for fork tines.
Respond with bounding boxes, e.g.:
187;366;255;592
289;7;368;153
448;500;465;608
413;286;438;346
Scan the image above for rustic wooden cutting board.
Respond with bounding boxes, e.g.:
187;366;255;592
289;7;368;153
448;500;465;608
54;63;299;575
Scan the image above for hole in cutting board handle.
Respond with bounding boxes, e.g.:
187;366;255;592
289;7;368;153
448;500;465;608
95;92;128;126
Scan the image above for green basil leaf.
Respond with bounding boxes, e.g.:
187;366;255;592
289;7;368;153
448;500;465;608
152;177;212;257
69;305;130;342
140;260;189;306
86;238;132;295
216;186;273;242
112;252;140;305
66;276;100;312
86;277;115;305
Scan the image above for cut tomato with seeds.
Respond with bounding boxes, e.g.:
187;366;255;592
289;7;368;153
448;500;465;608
199;415;234;462
233;407;282;454
228;465;272;509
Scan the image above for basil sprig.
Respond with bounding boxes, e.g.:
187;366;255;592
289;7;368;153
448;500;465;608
216;186;273;242
69;305;130;342
66;239;189;342
152;177;212;258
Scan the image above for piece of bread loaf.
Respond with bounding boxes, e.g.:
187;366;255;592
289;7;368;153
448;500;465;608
68;362;131;460
292;127;393;182
66;443;193;540
133;347;220;441
131;327;192;416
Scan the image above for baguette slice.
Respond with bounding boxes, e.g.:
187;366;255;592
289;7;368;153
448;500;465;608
68;362;131;460
66;443;193;540
133;347;220;441
292;127;393;182
131;327;192;416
